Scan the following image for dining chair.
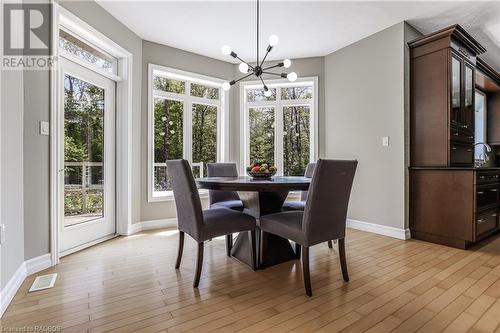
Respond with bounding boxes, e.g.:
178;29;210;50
207;163;244;256
166;159;257;288
259;159;358;296
282;162;334;250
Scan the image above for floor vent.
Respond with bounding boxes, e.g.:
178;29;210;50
29;273;58;292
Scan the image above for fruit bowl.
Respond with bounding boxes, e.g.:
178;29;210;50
246;160;277;179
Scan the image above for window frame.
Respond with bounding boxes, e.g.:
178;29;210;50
148;63;229;202
240;77;318;176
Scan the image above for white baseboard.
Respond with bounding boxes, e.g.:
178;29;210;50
129;218;178;234
347;219;410;240
25;253;52;276
0;253;52;317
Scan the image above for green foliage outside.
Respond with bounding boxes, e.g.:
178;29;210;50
64;75;105;217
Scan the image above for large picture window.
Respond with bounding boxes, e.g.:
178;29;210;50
148;64;228;201
241;78;318;176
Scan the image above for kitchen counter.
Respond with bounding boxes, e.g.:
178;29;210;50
410;166;500;170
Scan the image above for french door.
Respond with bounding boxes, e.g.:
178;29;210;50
58;58;116;255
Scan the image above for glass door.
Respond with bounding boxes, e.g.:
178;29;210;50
451;53;462;128
464;63;475;132
59;58;116;254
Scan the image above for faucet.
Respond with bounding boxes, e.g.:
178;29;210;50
474;142;492;153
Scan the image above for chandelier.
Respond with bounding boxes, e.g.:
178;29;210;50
221;0;296;96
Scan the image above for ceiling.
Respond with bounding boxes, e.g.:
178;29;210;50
97;1;500;70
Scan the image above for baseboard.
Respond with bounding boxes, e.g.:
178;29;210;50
25;253;52;276
347;219;411;240
129;218;178;234
0;253;52;317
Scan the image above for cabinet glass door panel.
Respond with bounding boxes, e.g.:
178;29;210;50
464;64;474;131
451;54;462;126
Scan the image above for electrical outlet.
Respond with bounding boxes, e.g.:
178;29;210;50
0;224;5;244
382;136;390;147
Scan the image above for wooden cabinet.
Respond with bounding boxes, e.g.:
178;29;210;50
410;168;499;249
409;25;486;166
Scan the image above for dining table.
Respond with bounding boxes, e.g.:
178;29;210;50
196;176;311;269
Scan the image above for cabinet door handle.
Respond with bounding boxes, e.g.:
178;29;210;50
467;149;473;152
490;189;498;192
452;147;457;150
453;132;459;136
477;191;484;194
469;136;474;139
480;176;485;179
492;214;497;217
477;219;484;223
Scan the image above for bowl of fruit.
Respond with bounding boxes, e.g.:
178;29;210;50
246;160;277;179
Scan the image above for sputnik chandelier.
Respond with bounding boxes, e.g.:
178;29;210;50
221;0;297;96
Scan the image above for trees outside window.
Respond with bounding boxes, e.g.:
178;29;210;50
242;79;317;176
149;65;226;200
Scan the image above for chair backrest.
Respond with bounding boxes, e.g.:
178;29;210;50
207;163;240;205
302;159;358;245
300;162;317;201
166;159;204;239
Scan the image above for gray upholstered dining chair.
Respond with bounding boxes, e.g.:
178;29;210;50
259;159;358;296
166;159;257;288
207;163;244;256
282;162;334;250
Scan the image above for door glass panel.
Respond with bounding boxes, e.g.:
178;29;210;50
153;98;183;194
64;74;105;227
465;65;474;129
283;105;311;176
249;107;275;164
451;56;461;125
475;92;487;160
192;103;218;177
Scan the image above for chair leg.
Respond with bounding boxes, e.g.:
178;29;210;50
249;230;257;271
338;238;349;282
225;234;233;257
301;246;312;297
175;231;185;269
193;242;204;288
327;240;333;249
260;231;268;269
295;242;301;259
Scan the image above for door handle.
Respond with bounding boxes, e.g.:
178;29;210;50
477;191;484;194
490;189;498;192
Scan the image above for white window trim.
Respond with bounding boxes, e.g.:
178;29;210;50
239;77;319;175
51;5;134;265
148;63;229;202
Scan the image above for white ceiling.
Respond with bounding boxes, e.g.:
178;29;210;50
97;1;500;70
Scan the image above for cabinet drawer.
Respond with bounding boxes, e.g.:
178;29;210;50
476;172;500;185
450;129;474;143
450;142;473;165
476;185;499;212
476;211;498;237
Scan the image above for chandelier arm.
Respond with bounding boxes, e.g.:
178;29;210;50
262;71;285;76
232;72;255;85
235;55;254;69
261;63;282;71
260;49;271;67
259;76;267;88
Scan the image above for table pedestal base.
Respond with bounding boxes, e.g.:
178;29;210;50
230;190;299;269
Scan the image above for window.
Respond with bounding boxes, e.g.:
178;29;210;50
148;64;228;201
241;78;317;176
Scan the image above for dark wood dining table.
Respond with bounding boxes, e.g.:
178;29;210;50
197;176;311;269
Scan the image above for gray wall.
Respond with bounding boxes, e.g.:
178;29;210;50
141;41;235;221
23;71;51;259
324;22;409;230
1;70;25;289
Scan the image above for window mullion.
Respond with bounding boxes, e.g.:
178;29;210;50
275;88;284;176
184;82;193;164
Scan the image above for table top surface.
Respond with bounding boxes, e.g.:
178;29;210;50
196;176;311;191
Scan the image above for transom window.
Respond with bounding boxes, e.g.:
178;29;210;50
148;64;228;201
241;78;318;176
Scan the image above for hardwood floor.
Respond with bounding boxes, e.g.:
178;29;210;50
3;228;500;332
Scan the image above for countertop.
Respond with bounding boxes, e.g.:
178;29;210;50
410;166;500;170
